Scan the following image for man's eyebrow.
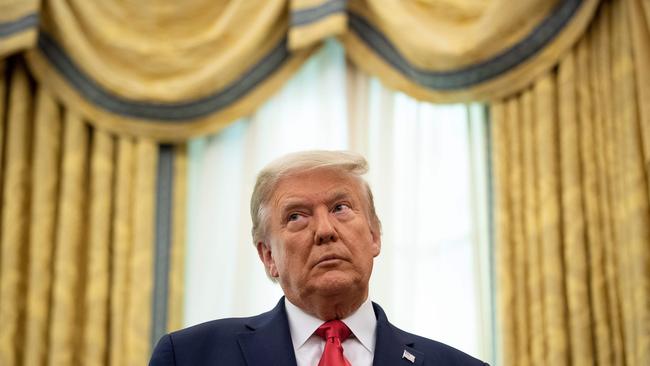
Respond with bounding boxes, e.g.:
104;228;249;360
278;190;354;213
327;190;354;203
279;199;309;214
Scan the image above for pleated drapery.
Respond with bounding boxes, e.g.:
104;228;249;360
2;0;600;141
1;0;648;365
341;0;600;102
0;58;186;366
491;1;650;365
22;0;318;141
0;0;39;58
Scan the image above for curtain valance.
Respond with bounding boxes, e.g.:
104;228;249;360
15;0;319;141
342;0;600;102
0;0;39;58
0;0;600;141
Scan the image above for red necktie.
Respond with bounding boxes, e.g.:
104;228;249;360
315;320;352;366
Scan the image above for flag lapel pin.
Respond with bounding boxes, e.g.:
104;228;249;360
402;349;416;363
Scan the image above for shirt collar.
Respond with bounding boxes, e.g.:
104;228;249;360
284;297;377;353
285;298;324;351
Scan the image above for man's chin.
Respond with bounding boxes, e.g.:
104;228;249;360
309;272;360;296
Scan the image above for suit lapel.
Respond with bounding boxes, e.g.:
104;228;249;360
236;299;426;366
237;298;298;366
371;303;425;366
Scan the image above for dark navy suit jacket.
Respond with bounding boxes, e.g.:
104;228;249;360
149;297;488;366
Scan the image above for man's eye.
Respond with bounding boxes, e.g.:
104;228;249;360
333;204;350;213
287;213;301;222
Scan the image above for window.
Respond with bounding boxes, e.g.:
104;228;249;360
184;40;494;362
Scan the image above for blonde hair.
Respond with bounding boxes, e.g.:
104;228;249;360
250;150;381;244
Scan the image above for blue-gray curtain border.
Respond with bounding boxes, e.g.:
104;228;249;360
151;144;174;347
35;31;291;121
347;0;583;90
0;13;38;38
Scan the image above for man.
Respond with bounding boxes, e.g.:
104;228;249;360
150;150;488;366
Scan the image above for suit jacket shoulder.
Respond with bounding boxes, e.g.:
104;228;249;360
149;301;297;366
371;302;488;366
149;298;489;366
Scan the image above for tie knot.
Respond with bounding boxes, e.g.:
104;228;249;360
315;320;352;342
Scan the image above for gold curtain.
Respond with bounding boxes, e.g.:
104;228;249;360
22;0;318;142
2;1;648;365
340;0;600;102
0;57;186;366
1;0;602;142
491;0;650;365
0;0;39;58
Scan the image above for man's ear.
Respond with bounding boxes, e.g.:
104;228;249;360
370;226;381;257
256;241;279;278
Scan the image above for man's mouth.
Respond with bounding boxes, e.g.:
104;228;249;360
315;255;345;267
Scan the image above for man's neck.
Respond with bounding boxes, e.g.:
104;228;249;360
286;292;368;320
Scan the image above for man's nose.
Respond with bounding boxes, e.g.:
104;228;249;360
314;210;338;245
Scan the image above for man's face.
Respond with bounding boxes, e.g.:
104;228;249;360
257;168;381;305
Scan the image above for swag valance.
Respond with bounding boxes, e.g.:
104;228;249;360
1;0;599;141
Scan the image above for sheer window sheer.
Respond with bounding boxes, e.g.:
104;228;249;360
184;40;494;362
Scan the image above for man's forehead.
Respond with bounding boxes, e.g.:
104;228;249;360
270;169;364;205
277;168;359;186
276;189;356;208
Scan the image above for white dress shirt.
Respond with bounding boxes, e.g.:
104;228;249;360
285;298;377;366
